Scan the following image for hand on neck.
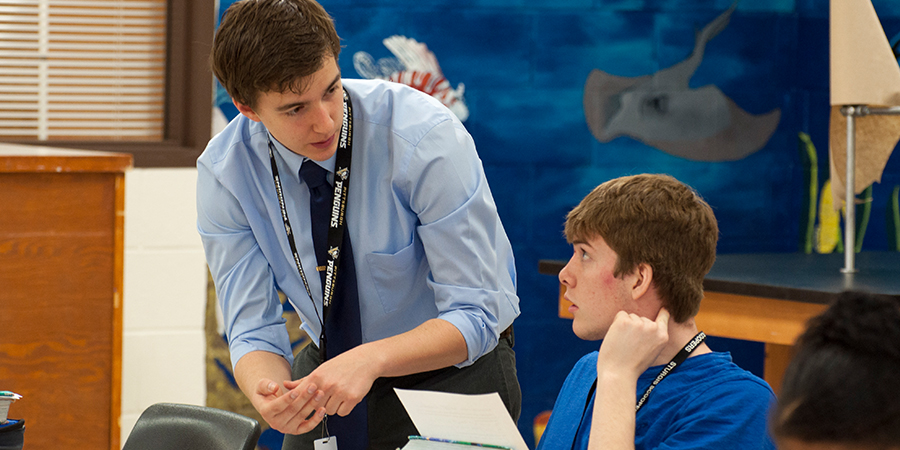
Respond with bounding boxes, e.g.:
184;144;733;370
651;317;710;367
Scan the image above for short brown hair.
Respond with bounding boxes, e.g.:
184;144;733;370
210;0;342;108
564;174;718;322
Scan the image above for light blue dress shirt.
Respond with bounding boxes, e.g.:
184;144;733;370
197;79;520;370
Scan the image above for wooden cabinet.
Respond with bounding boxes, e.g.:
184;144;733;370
0;143;131;450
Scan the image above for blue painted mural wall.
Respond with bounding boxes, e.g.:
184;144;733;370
215;0;900;447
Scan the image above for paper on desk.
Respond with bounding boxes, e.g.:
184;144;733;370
828;0;900;206
394;388;529;450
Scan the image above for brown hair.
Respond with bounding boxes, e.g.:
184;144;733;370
564;174;718;322
210;0;342;109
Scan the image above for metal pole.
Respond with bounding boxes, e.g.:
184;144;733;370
865;106;900;115
835;105;900;273
842;107;857;273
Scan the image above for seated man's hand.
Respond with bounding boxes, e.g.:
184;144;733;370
283;345;380;418
597;308;670;379
251;378;326;435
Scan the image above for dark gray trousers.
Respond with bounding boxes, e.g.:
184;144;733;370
282;331;521;450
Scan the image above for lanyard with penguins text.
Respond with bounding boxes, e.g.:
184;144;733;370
267;88;353;361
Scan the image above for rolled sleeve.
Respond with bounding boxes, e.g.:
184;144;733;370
197;158;294;369
410;120;520;366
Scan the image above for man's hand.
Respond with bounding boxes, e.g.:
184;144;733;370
282;318;467;419
283;345;381;417
250;377;327;435
597;308;670;379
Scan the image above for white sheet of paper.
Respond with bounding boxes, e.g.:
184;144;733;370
394;388;529;450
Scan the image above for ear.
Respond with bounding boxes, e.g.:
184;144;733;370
233;99;262;122
630;262;653;300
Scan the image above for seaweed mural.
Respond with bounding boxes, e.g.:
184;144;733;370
798;132;895;253
889;185;900;251
798;132;818;253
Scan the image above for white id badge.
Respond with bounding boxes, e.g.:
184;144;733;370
314;436;338;450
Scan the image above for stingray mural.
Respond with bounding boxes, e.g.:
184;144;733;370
583;4;781;161
353;35;470;121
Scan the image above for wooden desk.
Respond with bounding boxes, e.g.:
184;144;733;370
0;143;132;450
538;252;900;394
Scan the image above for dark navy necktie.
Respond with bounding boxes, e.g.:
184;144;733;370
299;160;368;448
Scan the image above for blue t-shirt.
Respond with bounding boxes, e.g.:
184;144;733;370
538;351;776;450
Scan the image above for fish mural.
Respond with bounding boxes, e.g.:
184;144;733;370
354;35;469;121
583;3;781;161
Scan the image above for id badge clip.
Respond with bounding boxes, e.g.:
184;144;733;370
314;416;337;450
314;436;337;450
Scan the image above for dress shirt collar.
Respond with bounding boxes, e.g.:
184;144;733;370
267;131;337;183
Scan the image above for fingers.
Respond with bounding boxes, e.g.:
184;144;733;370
612;308;669;333
281;398;326;434
256;378;281;397
281;383;324;421
613;310;630;322
292;406;326;434
607;309;670;349
323;392;363;417
324;396;339;416
262;382;328;434
655;307;670;327
611;310;658;331
286;386;327;433
300;407;327;433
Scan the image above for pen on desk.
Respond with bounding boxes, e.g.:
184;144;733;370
408;435;513;450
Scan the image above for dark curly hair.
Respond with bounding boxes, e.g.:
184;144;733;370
772;290;900;448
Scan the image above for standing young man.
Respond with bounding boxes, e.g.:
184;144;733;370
197;1;520;449
538;174;775;450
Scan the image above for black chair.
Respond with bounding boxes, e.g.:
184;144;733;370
123;403;261;450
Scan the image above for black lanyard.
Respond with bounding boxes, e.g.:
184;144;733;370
635;331;706;411
267;88;354;361
582;331;707;418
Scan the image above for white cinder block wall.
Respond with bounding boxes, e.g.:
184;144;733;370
120;167;209;447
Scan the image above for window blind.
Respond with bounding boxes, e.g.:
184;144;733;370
0;0;166;141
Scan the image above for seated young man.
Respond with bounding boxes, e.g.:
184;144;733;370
771;290;900;450
537;174;775;450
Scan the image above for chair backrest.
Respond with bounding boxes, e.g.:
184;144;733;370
123;403;261;450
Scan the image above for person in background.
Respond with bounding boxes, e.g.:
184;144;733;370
538;173;775;450
197;1;521;448
771;290;900;450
